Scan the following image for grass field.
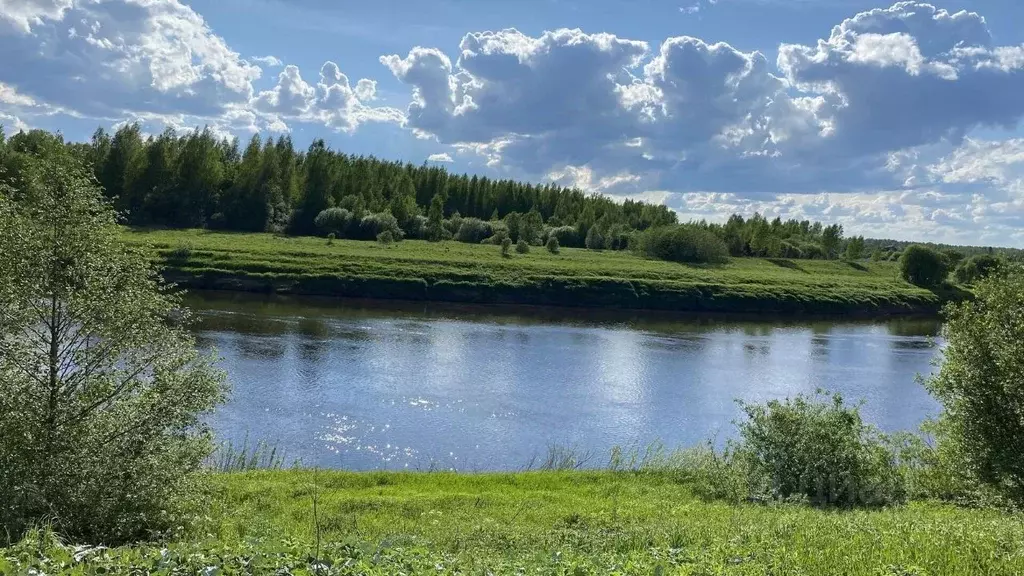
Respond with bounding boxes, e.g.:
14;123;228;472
125;229;946;316
6;471;1023;574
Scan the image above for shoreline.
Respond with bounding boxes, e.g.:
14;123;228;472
165;268;946;320
181;287;947;328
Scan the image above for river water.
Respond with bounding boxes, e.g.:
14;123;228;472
187;292;944;471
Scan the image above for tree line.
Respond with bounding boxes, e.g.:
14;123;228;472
0;124;676;243
0;124;848;259
2;124;1021;264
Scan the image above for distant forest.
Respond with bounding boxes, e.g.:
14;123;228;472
1;124;1021;260
0;125;675;241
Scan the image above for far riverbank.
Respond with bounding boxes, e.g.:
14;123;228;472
128;229;957;318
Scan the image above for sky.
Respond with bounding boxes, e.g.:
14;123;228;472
2;1;1024;246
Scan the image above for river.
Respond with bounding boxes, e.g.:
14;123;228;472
186;292;944;471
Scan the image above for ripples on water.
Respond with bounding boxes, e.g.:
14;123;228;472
188;292;943;471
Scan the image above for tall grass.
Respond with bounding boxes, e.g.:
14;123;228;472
206;437;288;472
522;444;597;471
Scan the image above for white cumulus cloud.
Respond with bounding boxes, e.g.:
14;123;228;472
250;61;402;133
380;2;1024;204
252;55;283;67
0;0;261;119
0;0;73;33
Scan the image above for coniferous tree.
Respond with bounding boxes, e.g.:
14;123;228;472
426;192;446;242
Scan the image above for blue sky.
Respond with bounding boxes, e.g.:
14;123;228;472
2;1;1024;246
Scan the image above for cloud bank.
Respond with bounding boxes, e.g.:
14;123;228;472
377;2;1024;243
2;0;1024;244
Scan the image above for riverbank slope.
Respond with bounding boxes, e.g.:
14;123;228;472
6;470;1021;574
127;229;948;316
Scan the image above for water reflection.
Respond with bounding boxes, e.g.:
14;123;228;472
237;336;285;360
188;292;944;471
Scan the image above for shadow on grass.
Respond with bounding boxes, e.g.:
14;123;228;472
844;261;869;272
931;282;973;304
766;258;808;274
129;226;271;237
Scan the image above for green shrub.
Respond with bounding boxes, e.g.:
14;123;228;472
942;249;966;268
500;237;513;257
376;230;395;246
516;239;530;254
796;241;826;260
780;241;805;259
326;232;335;245
455;218;493;244
585;227;605;250
546;236;560;254
357;212;404;242
488;227;510;246
899;245;948;287
313;207;352;237
444;212;463;236
889;419;1004;505
736;391;906;506
600;224;631;251
926;267;1024;504
404;215;429;240
953;254;1002;284
546;225;580;248
634;225;729;265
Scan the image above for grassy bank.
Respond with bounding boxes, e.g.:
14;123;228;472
6;470;1023;574
127;229;947;316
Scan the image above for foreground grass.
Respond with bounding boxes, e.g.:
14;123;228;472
5;471;1023;574
126;229;945;316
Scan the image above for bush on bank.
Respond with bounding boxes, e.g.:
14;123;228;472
632;224;730;265
0;142;225;546
736;392;906;506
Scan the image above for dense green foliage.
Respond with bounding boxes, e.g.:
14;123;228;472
845;235;866;260
5;470;1024;575
0;125;677;243
0;145;225;544
954;254;1003;284
693;214;845;259
926;266;1024;504
899;245;949;287
633;224;730;264
736;392;905;506
125;229;944;315
866;237;1024;262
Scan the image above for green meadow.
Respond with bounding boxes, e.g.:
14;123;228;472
126;229;945;316
6;470;1023;575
